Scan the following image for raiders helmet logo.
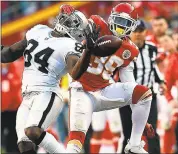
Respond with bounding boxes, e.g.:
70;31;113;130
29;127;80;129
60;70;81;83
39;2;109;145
122;50;131;59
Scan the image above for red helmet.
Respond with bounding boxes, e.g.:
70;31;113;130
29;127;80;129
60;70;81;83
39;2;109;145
108;3;138;38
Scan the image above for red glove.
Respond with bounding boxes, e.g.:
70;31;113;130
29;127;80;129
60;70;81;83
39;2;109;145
143;123;155;138
60;4;75;15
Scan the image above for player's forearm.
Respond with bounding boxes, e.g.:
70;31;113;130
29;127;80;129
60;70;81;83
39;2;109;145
119;62;136;83
1;47;22;63
1;40;27;63
71;49;91;80
1;47;18;63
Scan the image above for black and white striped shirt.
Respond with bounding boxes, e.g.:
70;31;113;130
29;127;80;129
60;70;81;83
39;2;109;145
134;41;164;91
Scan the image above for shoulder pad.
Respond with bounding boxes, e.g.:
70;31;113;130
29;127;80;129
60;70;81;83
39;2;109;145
26;24;49;40
31;24;49;31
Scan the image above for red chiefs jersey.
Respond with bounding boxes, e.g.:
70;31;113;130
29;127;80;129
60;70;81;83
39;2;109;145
165;52;178;102
78;15;139;91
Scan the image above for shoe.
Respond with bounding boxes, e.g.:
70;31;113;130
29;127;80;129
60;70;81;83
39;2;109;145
124;140;148;154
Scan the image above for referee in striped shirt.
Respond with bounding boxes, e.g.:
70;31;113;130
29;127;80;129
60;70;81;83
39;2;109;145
119;20;167;154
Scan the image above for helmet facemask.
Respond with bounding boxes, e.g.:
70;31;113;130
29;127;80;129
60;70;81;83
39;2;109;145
108;13;137;38
54;10;89;42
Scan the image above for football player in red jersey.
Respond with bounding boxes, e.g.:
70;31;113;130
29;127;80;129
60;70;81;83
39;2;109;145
61;3;153;154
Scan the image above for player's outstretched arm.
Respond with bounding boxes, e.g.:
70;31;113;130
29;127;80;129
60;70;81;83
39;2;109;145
119;62;136;83
66;49;91;80
1;39;27;63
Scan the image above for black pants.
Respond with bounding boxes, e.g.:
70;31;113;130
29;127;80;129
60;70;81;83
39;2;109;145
119;94;160;154
1;111;19;153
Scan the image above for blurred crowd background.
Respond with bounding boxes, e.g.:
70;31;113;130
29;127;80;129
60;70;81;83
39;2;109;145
1;1;178;154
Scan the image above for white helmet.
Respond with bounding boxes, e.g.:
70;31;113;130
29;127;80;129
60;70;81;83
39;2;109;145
54;10;89;42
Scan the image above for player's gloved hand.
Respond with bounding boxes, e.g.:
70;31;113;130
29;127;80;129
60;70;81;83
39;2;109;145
143;123;155;138
88;20;100;42
83;30;95;50
84;22;100;50
60;4;75;15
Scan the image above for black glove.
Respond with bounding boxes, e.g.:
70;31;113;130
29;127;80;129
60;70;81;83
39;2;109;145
89;20;100;42
84;21;100;50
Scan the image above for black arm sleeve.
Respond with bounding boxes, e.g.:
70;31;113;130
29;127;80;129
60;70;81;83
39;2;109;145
1;39;27;63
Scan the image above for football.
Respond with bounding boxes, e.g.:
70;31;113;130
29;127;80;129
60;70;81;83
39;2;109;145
91;35;123;57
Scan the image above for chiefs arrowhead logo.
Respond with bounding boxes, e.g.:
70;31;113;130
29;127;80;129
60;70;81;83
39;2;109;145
122;50;131;59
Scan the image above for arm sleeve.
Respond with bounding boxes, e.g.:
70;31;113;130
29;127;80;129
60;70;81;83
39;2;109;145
119;61;136;83
26;24;48;41
1;39;27;63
